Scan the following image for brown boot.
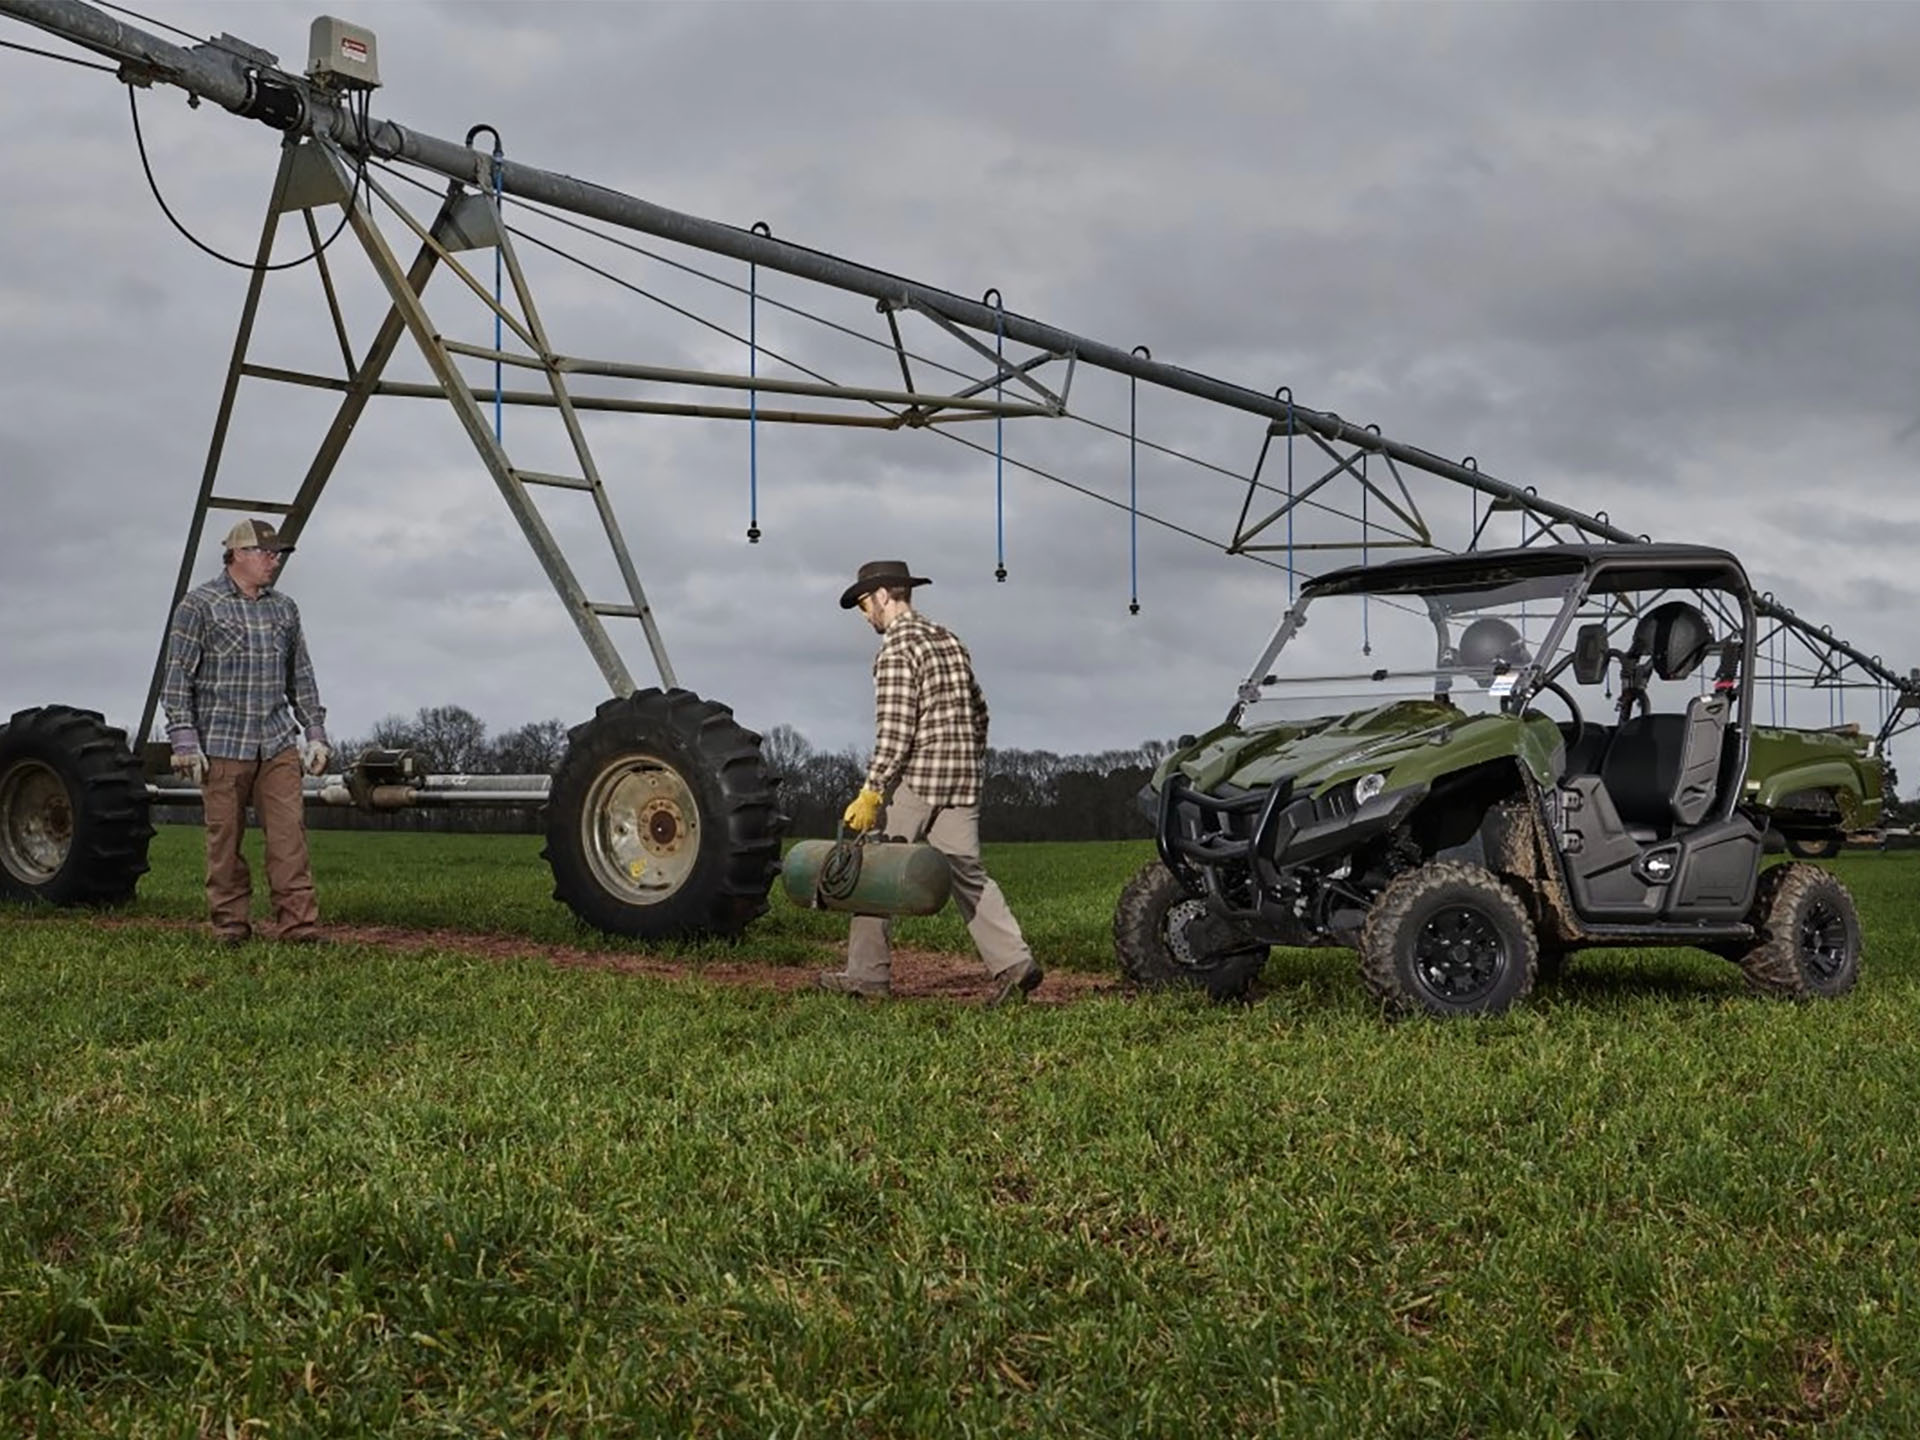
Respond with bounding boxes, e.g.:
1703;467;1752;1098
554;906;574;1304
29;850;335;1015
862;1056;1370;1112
987;958;1043;1008
815;970;890;998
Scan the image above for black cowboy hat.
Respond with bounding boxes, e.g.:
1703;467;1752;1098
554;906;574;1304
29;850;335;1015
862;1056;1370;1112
840;559;931;609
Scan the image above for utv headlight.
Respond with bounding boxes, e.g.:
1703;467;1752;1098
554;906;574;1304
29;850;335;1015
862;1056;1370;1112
1352;772;1389;806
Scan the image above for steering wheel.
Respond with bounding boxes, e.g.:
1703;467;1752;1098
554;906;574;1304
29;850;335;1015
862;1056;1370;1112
1531;678;1587;754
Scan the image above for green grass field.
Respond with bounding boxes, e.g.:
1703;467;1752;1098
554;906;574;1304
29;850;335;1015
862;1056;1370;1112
5;832;1920;1436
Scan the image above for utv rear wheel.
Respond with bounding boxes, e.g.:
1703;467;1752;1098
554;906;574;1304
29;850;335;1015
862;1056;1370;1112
1736;862;1860;999
1113;860;1270;1001
543;689;785;941
1359;861;1537;1018
1783;833;1845;861
0;706;154;906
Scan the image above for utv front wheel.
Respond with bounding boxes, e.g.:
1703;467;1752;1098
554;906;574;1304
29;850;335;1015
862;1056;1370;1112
1359;861;1537;1018
1113;860;1270;1001
1736;862;1860;999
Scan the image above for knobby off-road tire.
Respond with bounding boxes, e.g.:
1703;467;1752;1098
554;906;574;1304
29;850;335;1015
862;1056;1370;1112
1783;833;1846;861
543;689;786;941
0;705;154;906
1113;859;1271;1002
1736;862;1861;999
1358;861;1538;1019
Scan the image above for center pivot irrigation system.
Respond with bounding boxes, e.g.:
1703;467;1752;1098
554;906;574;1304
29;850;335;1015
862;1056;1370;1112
3;0;1916;940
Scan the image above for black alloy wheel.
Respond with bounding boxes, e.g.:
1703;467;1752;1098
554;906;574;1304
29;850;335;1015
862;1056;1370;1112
1358;860;1539;1019
1735;861;1862;1000
1411;903;1509;1007
1112;858;1271;1002
1799;897;1852;984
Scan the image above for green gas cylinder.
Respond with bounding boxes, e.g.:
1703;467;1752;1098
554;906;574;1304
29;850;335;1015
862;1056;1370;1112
782;835;953;916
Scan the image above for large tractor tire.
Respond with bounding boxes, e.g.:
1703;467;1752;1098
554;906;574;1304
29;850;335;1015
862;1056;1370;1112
1113;859;1270;1001
1358;861;1538;1018
1735;862;1861;999
0;705;154;906
543;688;786;941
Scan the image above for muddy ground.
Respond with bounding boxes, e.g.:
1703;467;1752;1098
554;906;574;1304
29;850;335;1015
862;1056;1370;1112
60;915;1127;1006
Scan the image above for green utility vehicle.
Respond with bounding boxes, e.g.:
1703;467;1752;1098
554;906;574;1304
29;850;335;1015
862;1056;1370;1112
1117;543;1881;1016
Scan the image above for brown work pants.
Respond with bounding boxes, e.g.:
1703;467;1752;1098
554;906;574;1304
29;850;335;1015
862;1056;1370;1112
203;748;319;941
846;782;1032;984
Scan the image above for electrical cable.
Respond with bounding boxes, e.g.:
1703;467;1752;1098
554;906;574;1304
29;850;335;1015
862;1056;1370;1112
127;82;374;273
91;0;322;87
0;35;119;71
465;175;1449;555
511;192;1429;540
92;0;269;67
491;186;1424;539
368;157;853;394
359;163;1751;635
364;155;1301;577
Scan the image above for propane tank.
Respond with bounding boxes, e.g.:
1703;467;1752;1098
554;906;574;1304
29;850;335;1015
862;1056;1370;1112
782;834;952;916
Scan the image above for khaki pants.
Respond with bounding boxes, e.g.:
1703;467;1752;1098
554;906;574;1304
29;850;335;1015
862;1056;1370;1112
846;781;1032;984
203;747;319;941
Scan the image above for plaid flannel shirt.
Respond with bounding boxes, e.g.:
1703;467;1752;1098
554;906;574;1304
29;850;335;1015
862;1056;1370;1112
865;611;989;807
162;573;328;762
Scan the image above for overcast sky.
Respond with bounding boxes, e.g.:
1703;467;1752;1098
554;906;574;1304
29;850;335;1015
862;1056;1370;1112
4;0;1920;764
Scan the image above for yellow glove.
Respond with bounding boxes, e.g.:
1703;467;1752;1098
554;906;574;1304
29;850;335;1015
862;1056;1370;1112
842;786;885;833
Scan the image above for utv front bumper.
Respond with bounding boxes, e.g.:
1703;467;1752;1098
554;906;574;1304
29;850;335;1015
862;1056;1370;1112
1154;772;1428;898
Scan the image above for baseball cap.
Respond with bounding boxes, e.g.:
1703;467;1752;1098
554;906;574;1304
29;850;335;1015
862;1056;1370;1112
222;518;295;553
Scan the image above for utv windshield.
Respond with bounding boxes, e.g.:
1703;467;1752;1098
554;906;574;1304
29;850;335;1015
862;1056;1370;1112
1240;572;1581;720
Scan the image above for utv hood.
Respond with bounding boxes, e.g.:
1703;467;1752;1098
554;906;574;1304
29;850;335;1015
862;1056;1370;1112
1164;699;1543;797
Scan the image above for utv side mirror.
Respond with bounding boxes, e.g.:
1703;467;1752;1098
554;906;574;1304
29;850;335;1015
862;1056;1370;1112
1573;623;1609;686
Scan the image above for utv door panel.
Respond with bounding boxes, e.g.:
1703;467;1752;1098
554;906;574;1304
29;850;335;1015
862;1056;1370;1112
1558;777;1665;919
1664;817;1762;919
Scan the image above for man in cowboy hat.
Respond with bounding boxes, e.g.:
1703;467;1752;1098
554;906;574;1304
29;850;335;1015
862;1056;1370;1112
161;518;332;944
819;559;1042;1004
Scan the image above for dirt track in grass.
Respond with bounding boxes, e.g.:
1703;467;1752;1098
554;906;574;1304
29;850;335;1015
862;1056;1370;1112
63;915;1127;1005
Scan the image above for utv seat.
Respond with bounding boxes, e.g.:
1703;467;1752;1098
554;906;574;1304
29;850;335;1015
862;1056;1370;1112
1560;722;1612;778
1599;695;1729;840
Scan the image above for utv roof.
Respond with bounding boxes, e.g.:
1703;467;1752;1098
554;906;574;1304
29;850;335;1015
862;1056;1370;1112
1304;543;1750;599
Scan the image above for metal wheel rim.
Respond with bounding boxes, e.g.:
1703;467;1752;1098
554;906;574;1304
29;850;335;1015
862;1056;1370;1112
580;754;702;906
1799;898;1850;981
1166;897;1257;972
1412;903;1507;1003
0;759;74;885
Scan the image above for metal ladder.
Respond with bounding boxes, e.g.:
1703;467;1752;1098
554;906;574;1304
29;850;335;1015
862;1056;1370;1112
138;134;671;747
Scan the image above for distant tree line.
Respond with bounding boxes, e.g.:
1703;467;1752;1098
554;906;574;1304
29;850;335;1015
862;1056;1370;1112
320;706;1171;841
757;724;1173;841
336;705;571;777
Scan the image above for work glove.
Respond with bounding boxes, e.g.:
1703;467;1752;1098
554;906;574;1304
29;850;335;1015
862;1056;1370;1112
304;742;332;777
842;786;885;833
170;750;208;787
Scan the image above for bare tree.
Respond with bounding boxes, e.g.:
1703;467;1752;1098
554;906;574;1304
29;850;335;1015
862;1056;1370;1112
759;722;814;782
492;718;569;774
353;712;419;753
1138;737;1178;766
410;704;491;774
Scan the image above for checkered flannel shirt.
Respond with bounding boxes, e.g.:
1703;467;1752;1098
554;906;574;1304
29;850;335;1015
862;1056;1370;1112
865;611;989;807
162;573;328;762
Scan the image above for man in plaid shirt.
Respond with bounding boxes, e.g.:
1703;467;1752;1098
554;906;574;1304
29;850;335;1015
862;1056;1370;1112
162;519;332;944
818;560;1041;1004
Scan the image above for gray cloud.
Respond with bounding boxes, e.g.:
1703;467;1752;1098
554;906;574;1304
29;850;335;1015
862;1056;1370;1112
4;0;1918;767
